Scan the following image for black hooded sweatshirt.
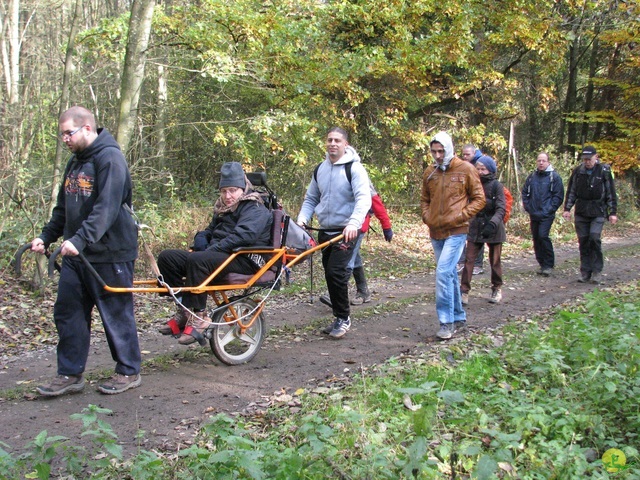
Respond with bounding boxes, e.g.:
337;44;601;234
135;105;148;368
40;128;138;263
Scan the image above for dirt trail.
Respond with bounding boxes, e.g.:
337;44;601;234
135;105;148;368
0;236;638;455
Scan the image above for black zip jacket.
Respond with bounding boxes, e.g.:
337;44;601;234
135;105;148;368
39;128;138;263
564;163;617;218
194;199;272;253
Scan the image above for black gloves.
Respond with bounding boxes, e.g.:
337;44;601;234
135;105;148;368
481;222;496;238
192;234;208;251
383;228;394;242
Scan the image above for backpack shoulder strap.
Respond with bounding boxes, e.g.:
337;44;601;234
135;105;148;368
314;161;352;185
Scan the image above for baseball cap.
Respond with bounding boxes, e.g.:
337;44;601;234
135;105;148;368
581;146;597;156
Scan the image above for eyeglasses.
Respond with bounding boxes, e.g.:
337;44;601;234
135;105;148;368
59;125;85;140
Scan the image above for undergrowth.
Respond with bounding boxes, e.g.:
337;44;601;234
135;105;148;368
1;284;638;478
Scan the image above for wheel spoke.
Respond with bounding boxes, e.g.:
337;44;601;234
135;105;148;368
236;331;259;345
217;327;237;348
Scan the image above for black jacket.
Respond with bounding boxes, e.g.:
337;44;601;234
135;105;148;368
39;128;138;263
522;168;564;221
468;174;507;244
193;199;272;253
564;163;617;218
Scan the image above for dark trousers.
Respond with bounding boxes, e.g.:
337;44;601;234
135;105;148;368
318;231;357;320
54;258;140;377
530;217;556;269
459;243;483;267
157;249;257;311
460;242;503;293
574;215;605;276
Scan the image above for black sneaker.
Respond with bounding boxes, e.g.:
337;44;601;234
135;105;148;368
322;318;339;334
97;373;142;395
436;323;455;340
319;295;333;308
37;374;85;397
329;317;351;338
578;273;591;283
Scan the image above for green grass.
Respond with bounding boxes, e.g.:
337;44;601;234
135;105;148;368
2;283;639;479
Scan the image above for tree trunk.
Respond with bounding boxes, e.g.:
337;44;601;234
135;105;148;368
116;0;156;154
51;0;84;217
580;37;599;146
155;63;168;169
559;32;580;155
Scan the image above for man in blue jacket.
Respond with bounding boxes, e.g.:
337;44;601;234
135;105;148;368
297;127;371;338
521;152;564;276
32;106;141;396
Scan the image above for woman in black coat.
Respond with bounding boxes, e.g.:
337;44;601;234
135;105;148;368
460;155;506;305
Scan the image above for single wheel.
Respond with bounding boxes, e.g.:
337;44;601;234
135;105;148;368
210;297;265;365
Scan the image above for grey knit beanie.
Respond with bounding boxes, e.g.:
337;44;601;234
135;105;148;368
219;162;246;189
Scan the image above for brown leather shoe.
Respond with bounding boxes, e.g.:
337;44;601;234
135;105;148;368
158;308;188;335
178;311;211;345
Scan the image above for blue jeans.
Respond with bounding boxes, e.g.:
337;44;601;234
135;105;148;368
431;234;467;325
348;232;365;270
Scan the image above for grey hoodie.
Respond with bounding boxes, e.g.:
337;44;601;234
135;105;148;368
298;146;372;231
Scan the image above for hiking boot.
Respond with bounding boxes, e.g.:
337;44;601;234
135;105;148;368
489;288;502;304
322;318;339;334
590;272;603;285
350;289;372;305
578;273;591;283
178;311;211;345
461;292;469;306
436;323;455;340
319;295;333;308
329;317;351;338
158;307;188;335
472;266;484;275
97;373;142;395
540;268;553;277
36;374;84;397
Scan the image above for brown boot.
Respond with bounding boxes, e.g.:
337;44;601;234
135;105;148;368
158;307;188;335
178;311;211;345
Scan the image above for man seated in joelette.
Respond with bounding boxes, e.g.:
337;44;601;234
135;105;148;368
157;162;273;345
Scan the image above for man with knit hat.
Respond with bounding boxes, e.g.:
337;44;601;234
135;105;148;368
157;162;273;345
421;132;485;339
563;146;617;284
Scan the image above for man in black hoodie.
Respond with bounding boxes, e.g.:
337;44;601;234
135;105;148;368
31;106;141;396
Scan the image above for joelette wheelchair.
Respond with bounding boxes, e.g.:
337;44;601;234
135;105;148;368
15;172;342;366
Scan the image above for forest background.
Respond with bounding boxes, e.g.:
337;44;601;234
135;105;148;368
1;0;639;260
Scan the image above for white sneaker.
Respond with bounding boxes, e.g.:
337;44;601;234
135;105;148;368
489;289;502;304
461;293;469;306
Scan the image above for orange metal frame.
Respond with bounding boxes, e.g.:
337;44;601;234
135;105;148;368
96;234;344;334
